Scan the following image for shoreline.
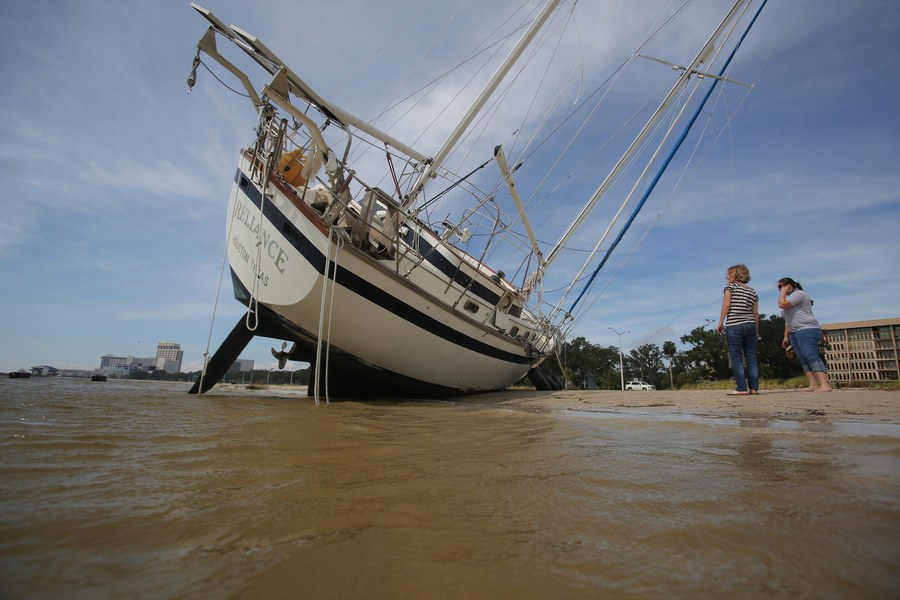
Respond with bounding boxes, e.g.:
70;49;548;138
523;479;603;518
208;382;900;425
466;388;900;425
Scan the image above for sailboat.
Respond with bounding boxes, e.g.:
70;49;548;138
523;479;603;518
187;0;768;399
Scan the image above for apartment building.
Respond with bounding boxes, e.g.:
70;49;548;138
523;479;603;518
821;318;900;384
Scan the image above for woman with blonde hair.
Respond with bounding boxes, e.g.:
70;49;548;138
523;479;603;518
716;264;759;395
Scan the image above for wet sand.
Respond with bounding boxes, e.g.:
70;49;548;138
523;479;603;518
221;383;900;424
472;388;900;424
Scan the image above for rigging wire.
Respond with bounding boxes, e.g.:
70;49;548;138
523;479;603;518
356;0;544;172
197;183;243;395
513;0;691;199
487;0;697;284
375;1;534;120
333;0;439;98
423;2;611;271
561;85;701;329
568;36;772;344
197;59;251;98
471;2;577;166
566;0;786;343
565;0;768;316
510;1;621;167
458;0;690;274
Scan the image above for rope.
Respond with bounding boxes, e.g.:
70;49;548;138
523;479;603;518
313;229;331;405
314;227;343;405
196;183;242;395
324;235;344;404
245;184;263;333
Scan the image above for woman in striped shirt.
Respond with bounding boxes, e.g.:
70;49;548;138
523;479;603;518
716;263;760;395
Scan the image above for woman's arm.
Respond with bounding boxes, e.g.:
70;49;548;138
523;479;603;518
717;289;731;334
779;286;794;346
777;285;794;309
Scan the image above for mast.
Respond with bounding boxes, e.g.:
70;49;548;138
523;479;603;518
400;0;563;212
563;0;768;317
541;0;754;271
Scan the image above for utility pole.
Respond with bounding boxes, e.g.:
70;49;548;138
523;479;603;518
609;326;629;391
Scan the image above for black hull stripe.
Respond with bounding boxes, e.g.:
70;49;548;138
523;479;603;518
235;171;532;365
403;232;502;306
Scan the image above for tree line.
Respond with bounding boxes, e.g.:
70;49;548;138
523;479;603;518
540;314;802;390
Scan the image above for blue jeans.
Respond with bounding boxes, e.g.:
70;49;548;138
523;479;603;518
789;328;828;373
726;322;759;391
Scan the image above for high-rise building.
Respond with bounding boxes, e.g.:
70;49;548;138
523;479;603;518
822;318;900;384
155;342;184;373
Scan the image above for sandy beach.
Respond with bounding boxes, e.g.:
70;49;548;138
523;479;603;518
468;388;900;425
219;382;900;425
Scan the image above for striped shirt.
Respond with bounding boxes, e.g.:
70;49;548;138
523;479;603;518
724;282;757;326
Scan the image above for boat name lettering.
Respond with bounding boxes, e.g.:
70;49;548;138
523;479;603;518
232;200;289;274
231;235;271;286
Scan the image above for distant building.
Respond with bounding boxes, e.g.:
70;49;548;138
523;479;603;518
131;356;157;371
99;354;156;374
98;342;183;375
100;354;128;370
59;369;96;378
822;318;900;384
31;365;58;376
155;342;184;373
228;359;255;373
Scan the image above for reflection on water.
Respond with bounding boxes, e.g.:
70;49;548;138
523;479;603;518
1;378;899;599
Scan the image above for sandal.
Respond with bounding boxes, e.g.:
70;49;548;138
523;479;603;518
727;390;750;396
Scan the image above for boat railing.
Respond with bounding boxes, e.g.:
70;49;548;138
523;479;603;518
439;204;536;293
244;94;554;347
244;126;552;354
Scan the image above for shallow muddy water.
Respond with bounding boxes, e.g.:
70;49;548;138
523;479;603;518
2;378;898;598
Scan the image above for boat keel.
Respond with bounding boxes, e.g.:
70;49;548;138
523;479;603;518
189;318;258;394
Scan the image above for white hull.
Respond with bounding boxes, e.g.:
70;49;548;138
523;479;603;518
226;155;554;395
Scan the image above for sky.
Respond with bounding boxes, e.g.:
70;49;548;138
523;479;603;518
1;0;898;373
